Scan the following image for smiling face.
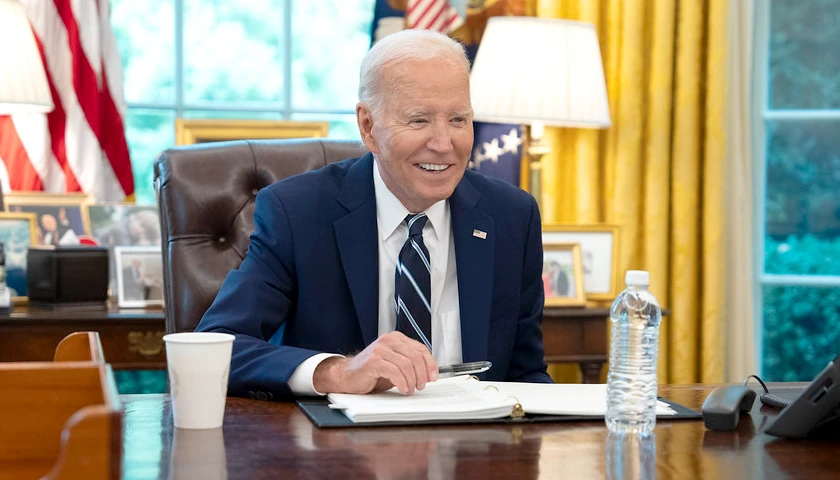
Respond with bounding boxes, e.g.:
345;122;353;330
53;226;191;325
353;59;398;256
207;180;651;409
357;56;474;213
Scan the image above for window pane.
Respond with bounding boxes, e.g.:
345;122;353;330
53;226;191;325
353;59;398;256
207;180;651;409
112;0;175;104
292;113;361;140
125;109;175;205
769;0;840;109
764;120;840;274
183;0;284;105
762;285;840;381
291;0;375;110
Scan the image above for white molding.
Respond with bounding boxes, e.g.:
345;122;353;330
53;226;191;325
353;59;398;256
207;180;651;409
764;109;840;120
760;274;840;287
752;0;771;372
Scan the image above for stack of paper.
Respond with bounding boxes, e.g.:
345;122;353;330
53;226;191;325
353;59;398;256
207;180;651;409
328;376;516;423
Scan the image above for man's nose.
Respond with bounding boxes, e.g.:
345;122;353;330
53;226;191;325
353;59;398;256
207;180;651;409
426;122;454;153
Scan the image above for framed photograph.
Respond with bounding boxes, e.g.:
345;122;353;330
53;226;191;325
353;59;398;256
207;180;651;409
4;193;93;246
0;212;38;302
542;224;620;302
542;243;587;307
114;246;164;308
175;119;329;145
88;203;161;297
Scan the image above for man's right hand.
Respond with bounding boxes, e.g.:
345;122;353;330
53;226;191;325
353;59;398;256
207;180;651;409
312;332;438;395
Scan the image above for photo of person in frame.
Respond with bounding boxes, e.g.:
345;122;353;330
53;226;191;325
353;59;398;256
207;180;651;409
541;243;586;307
543;255;575;299
116;247;164;308
7;204;86;246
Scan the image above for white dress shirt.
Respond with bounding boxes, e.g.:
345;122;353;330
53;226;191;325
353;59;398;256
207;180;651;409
288;159;462;395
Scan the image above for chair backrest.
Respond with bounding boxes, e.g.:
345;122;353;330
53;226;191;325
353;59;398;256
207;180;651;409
154;138;365;333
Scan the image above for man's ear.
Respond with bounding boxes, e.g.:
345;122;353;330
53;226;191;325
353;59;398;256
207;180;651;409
356;103;380;154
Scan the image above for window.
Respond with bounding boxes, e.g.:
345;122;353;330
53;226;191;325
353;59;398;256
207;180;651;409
756;0;840;380
111;0;375;204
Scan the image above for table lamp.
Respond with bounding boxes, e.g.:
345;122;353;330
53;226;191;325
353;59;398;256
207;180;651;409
470;17;611;209
0;0;54;114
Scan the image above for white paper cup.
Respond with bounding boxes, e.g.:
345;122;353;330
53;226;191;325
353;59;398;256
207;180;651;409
163;332;235;429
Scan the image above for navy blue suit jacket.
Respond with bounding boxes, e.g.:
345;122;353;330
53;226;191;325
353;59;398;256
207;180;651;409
197;153;551;400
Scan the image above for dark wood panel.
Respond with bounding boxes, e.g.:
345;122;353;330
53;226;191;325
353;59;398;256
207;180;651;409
1;306;620;377
120;383;836;480
0;306;165;369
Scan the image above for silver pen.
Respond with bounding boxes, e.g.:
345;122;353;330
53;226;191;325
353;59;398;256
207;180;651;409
438;361;492;377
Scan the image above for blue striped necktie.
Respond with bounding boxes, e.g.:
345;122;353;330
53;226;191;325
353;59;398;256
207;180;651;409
394;213;432;351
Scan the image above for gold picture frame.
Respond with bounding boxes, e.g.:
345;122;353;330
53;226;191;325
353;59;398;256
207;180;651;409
4;192;94;246
175;119;330;146
0;212;38;304
542;224;620;302
542;242;587;307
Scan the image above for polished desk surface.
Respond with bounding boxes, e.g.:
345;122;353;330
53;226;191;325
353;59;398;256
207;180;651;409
122;383;839;480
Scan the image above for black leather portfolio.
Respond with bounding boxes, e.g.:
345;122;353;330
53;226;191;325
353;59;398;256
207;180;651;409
298;397;701;429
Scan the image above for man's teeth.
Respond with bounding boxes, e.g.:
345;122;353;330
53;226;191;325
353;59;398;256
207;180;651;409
418;163;448;171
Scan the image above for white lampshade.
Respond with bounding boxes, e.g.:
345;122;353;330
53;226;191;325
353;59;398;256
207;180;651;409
470;17;610;129
0;0;53;114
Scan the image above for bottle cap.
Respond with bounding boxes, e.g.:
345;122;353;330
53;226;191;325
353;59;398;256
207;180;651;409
625;270;649;286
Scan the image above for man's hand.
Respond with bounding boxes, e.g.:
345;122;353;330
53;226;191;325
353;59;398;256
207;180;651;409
313;332;438;395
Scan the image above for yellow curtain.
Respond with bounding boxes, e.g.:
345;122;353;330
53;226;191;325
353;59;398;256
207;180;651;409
531;0;726;384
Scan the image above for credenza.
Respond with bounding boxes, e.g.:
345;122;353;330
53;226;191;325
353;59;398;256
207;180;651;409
0;306;615;381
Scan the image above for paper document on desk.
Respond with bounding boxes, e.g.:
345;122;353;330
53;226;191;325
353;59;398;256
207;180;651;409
327;376;675;424
482;382;677;416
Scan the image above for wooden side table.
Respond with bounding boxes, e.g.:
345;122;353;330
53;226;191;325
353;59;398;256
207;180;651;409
541;307;610;383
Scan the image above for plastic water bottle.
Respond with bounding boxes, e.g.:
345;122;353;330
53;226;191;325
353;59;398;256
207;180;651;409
605;270;662;436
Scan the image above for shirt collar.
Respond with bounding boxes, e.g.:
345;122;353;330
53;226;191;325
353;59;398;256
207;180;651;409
373;159;446;242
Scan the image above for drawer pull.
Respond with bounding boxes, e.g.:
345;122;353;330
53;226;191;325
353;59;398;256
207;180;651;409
128;331;165;357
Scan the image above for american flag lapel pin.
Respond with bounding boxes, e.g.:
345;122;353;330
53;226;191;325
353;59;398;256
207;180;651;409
472;229;487;240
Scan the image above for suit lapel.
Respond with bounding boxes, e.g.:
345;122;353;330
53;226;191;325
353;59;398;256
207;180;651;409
334;154;379;346
450;174;494;363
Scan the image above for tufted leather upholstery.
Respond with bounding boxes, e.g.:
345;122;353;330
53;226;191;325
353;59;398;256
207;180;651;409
154;138;365;334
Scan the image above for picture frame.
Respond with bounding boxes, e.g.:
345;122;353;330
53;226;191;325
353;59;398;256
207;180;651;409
0;212;38;303
114;246;164;309
175;119;329;145
542;242;587;307
87;203;161;297
542;224;620;302
4;192;93;246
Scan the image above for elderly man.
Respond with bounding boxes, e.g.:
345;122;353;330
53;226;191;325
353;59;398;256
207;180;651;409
197;29;551;400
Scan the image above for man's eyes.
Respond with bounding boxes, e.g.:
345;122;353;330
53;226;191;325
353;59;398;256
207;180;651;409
407;117;468;125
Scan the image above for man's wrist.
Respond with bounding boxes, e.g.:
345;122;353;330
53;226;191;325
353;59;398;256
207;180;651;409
312;355;348;393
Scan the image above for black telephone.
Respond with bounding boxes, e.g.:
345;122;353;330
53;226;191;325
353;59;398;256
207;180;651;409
763;353;840;439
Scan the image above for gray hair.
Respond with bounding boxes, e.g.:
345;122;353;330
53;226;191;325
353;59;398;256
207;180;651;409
358;29;470;116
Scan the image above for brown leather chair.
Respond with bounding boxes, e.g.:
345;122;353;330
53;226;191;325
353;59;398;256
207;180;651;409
154;138;365;334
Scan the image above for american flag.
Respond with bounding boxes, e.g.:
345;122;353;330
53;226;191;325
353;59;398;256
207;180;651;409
406;0;465;33
0;0;134;202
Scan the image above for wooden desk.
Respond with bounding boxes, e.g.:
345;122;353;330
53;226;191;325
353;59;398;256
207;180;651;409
0;306;166;369
121;384;835;479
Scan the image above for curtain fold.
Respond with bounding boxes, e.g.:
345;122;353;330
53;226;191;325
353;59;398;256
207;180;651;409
531;0;727;384
723;0;756;382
